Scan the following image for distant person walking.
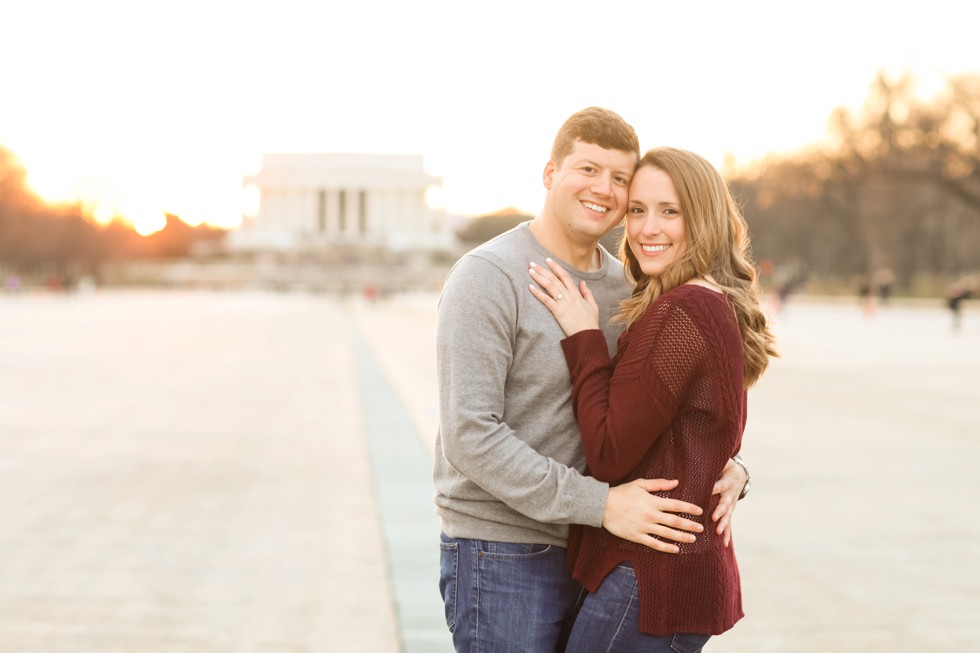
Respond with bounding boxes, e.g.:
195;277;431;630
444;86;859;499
528;147;777;651
857;274;876;317
946;277;976;332
873;267;895;305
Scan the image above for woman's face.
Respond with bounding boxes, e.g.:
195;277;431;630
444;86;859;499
626;166;687;278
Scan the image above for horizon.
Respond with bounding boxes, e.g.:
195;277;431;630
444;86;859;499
2;0;977;235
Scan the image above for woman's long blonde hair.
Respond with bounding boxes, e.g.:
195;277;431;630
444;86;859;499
617;147;777;386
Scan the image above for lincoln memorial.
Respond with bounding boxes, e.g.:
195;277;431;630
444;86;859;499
228;153;451;253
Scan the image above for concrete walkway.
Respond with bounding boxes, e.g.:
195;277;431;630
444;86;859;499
0;290;407;652
1;289;978;652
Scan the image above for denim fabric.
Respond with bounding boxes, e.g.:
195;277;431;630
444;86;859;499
439;532;581;652
565;563;711;653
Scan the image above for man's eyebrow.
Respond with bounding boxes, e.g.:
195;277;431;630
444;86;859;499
572;158;633;177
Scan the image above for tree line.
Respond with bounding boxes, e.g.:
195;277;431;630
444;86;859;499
0;147;224;285
729;72;980;294
3;71;979;295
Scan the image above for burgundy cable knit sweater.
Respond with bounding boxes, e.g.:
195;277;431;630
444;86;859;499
561;284;748;636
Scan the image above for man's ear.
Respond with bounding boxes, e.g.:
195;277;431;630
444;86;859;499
542;160;557;190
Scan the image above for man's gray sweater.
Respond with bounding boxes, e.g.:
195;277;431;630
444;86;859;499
433;222;631;546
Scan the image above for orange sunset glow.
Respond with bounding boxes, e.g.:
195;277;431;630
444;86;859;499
3;1;978;237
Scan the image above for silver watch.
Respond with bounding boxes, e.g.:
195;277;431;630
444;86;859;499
731;454;751;500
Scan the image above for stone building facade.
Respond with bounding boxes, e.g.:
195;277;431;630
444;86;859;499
228;153;450;253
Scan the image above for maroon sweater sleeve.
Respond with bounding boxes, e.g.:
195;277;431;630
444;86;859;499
560;297;709;482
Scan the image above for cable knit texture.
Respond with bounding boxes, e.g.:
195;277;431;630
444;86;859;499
562;283;748;636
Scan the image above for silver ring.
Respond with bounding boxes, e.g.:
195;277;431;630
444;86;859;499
556;293;563;300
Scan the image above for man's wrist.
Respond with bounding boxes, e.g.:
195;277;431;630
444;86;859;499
731;454;751;500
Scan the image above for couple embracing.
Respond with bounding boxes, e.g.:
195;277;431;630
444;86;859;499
434;107;776;652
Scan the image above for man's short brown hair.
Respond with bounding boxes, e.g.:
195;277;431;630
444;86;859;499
550;107;640;166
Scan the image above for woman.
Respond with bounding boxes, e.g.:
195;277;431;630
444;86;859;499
528;147;777;651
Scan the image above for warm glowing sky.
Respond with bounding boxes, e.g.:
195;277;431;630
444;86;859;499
2;0;978;235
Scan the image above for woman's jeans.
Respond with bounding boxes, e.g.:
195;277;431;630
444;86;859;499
565;563;711;653
439;532;581;652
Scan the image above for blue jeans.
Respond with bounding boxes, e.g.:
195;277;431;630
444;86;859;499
439;532;581;652
565;563;711;653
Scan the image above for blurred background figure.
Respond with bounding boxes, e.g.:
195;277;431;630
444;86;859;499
767;261;806;314
946;275;977;332
873;267;895;305
857;274;876;317
857;267;895;318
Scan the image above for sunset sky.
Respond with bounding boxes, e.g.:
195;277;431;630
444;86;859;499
2;0;978;235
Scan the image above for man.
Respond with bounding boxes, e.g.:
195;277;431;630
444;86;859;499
434;107;749;652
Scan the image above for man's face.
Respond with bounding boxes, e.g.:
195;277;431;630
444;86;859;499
543;140;636;243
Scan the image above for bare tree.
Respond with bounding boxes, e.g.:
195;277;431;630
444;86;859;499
732;71;980;290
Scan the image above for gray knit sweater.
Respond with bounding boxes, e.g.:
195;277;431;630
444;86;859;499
433;222;631;546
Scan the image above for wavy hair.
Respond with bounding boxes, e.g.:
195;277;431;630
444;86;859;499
616;147;777;386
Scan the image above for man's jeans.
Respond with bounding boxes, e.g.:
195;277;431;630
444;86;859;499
565;563;711;653
439;533;581;652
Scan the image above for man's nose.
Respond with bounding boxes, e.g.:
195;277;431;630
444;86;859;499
591;173;613;196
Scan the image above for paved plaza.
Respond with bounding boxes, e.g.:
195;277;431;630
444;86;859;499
0;289;978;652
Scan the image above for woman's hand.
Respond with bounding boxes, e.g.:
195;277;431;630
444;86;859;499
711;458;747;547
528;258;600;336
